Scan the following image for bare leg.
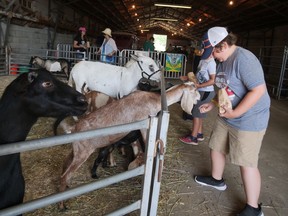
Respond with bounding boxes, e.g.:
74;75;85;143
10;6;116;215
211;149;226;180
191;117;201;137
198;119;203;134
240;166;261;208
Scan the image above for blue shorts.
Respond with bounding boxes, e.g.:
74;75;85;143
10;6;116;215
75;52;85;60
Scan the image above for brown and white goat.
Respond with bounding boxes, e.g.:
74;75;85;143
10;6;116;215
58;85;115;134
58;86;141;169
58;87;120;168
58;82;200;210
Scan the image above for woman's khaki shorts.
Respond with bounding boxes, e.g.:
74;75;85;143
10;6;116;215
209;117;266;167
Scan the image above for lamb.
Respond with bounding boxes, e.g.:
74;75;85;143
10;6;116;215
58;82;200;210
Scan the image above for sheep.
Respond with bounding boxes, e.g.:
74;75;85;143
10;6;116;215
58;82;200;210
0;69;87;213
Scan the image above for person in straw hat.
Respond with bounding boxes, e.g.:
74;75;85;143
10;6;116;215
179;32;216;146
194;27;270;216
97;28;118;63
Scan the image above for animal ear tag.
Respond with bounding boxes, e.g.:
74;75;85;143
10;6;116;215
28;72;38;83
130;54;139;61
156;60;162;68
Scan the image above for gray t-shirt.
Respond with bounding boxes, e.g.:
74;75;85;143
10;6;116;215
216;47;270;131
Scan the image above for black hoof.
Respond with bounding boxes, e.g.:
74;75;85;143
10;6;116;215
58;203;68;212
102;162;108;168
91;172;99;179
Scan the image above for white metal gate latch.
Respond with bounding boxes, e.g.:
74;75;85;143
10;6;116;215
154;139;165;182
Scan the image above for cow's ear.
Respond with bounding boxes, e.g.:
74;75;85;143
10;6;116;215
28;71;38;83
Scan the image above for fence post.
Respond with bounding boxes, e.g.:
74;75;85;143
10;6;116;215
277;46;288;99
140;116;158;216
6;46;10;75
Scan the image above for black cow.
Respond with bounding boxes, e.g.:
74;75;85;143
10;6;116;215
0;69;87;214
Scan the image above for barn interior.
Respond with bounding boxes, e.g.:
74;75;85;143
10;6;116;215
0;0;288;216
1;0;288;97
2;0;288;40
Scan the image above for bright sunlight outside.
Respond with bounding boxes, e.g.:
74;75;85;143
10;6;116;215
153;34;167;51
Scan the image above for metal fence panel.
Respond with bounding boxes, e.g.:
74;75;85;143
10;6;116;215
0;48;172;215
0;117;161;216
0;47;7;75
2;45;187;79
257;46;288;99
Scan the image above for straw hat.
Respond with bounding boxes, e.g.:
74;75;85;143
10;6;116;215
102;28;112;37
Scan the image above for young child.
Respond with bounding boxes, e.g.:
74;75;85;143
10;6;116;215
179;32;216;145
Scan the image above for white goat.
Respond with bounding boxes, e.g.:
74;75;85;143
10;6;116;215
68;54;161;98
59;82;200;209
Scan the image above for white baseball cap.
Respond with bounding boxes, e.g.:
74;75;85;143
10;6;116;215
207;27;228;46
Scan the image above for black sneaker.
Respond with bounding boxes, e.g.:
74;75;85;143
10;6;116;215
237;203;264;216
194;175;227;191
197;133;205;141
182;111;193;120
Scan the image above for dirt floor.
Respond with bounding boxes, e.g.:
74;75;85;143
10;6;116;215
0;75;288;216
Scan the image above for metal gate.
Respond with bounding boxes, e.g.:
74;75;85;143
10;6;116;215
0;68;170;216
2;44;187;79
256;45;288;100
0;110;170;216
